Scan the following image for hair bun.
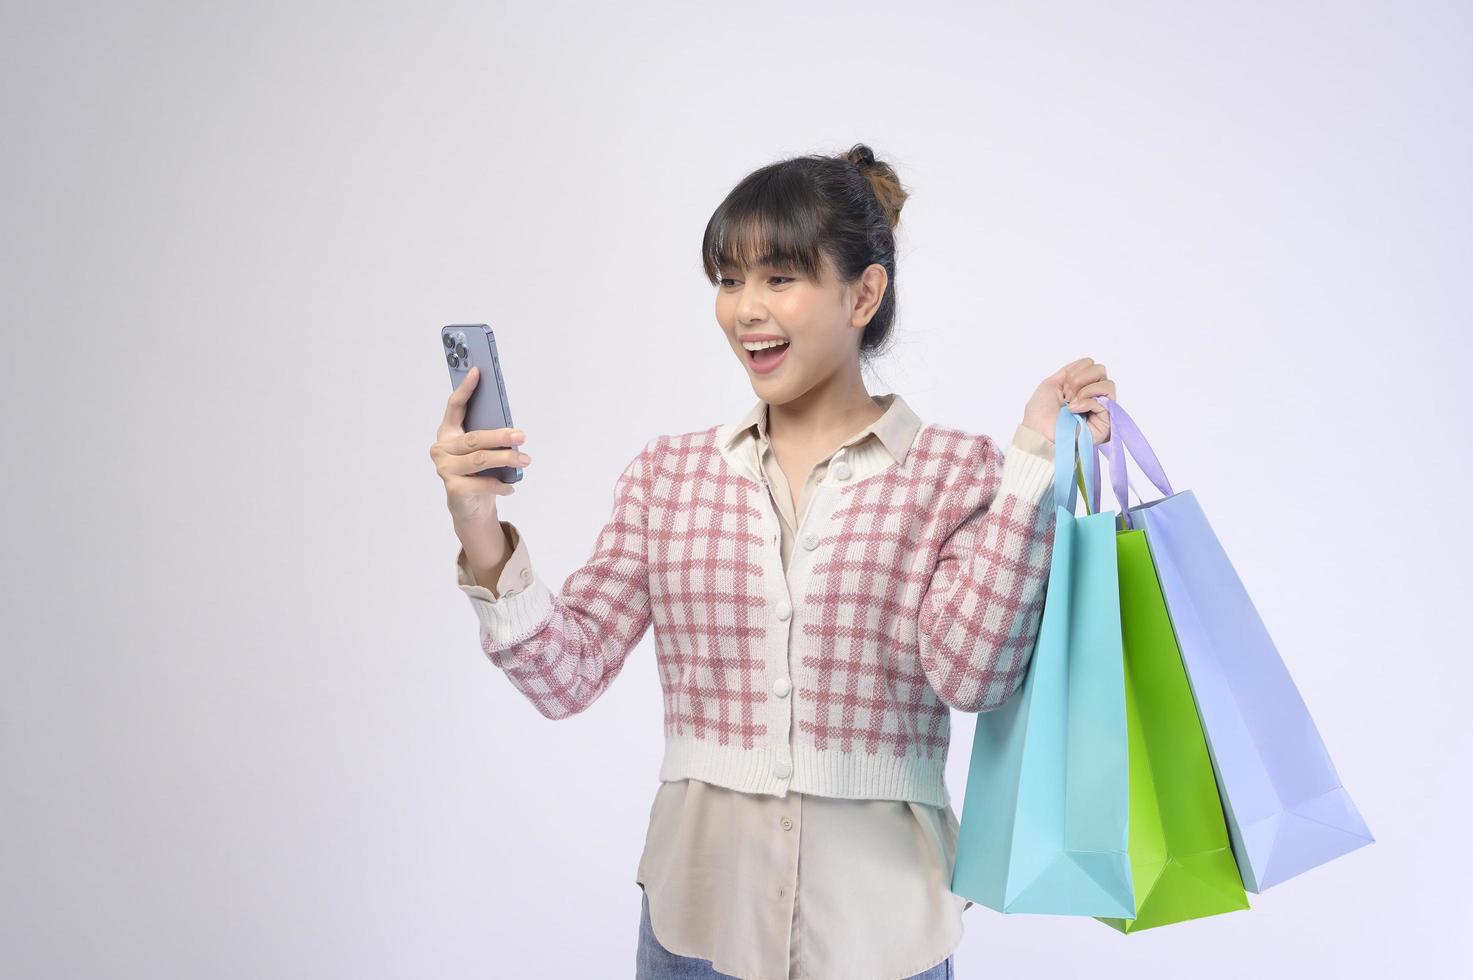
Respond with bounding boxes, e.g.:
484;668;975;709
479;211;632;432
844;143;878;170
841;143;907;231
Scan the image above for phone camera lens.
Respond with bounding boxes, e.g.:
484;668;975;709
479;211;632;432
455;344;468;359
446;352;458;368
443;334;454;349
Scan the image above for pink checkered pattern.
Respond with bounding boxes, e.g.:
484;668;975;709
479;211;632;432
476;423;1057;800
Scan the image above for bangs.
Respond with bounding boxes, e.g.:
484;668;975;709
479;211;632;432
701;166;827;284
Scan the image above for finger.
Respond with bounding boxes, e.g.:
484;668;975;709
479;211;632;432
445;473;518;497
454;426;525;457
1067;392;1106;414
1063;364;1108;399
1075;401;1110;445
1071;379;1116;403
438;366;481;438
442;444;530;478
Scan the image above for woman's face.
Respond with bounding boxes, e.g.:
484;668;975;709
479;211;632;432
715;250;886;402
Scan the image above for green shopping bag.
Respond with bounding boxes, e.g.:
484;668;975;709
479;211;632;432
1095;527;1251;933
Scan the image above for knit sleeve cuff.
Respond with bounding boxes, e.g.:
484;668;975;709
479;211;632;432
999;425;1056;503
1011;422;1054;461
455;527;555;656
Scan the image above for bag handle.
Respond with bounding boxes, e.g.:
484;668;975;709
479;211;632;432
1052;403;1099;516
1090;396;1175;530
1083;417;1148;520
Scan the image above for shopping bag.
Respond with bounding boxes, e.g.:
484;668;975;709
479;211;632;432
951;404;1134;917
1087;396;1374;893
1094;526;1250;932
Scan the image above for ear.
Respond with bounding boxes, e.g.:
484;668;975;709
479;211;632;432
850;263;889;328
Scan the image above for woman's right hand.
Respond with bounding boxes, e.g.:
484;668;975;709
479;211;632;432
430;365;532;527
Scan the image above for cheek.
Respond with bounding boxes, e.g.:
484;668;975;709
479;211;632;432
771;294;807;320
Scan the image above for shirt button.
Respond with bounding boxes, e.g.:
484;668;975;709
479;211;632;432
801;531;819;550
775;599;791;621
833;461;851;481
503;588;520;597
772;676;791;697
781;816;793;831
773;759;792;778
519;568;531;582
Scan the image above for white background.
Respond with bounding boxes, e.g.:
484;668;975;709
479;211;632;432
2;1;1467;977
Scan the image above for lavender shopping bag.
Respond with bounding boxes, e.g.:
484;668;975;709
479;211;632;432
1084;396;1374;892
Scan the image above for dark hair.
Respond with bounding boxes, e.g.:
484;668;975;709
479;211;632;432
701;142;910;366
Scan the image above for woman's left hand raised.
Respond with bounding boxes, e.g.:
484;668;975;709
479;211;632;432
1022;357;1116;447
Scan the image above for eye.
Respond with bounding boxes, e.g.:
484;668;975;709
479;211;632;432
717;274;794;288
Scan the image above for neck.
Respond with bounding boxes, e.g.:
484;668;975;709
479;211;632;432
765;370;884;451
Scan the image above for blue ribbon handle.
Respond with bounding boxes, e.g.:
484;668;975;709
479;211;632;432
1051;402;1097;515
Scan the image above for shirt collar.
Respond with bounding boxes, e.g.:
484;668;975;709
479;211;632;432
720;391;922;467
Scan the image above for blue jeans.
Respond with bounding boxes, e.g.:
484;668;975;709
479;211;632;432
635;887;954;979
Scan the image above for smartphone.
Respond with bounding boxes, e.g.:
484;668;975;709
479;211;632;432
442;323;523;484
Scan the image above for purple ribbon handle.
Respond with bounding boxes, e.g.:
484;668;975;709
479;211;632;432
1090;396;1175;531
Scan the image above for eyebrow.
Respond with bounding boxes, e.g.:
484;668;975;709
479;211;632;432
722;256;785;273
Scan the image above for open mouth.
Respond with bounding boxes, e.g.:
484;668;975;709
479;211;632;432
747;341;790;373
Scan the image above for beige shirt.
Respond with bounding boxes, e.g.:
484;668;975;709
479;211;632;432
465;393;1056;980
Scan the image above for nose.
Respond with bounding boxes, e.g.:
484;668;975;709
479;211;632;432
736;283;766;324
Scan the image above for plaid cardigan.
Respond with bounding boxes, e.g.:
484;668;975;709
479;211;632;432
459;406;1058;808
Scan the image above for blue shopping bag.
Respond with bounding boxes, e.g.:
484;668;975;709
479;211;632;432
950;404;1135;917
1086;396;1374;892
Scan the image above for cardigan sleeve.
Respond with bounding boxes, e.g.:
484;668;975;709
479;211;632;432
917;429;1057;713
454;439;656;720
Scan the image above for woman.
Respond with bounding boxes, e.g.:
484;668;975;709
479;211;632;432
432;143;1114;980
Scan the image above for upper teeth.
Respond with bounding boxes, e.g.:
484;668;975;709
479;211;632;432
743;339;789;351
